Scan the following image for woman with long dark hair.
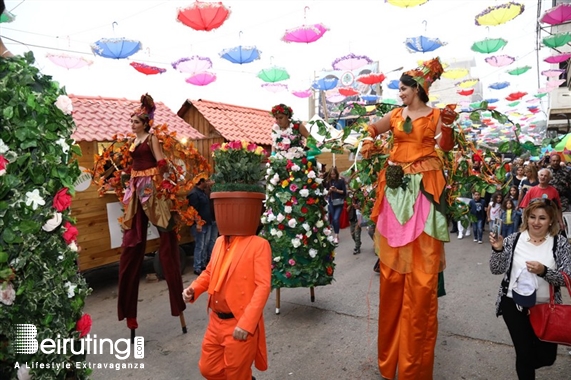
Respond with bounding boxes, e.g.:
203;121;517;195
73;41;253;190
325;166;346;244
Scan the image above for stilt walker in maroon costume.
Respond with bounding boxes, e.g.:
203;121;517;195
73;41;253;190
117;94;186;335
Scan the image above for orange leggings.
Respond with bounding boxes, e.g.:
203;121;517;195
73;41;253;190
199;312;258;380
378;262;438;380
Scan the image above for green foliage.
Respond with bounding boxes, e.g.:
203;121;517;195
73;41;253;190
0;53;91;379
210;141;267;193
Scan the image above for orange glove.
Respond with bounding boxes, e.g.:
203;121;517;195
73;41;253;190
441;104;457;126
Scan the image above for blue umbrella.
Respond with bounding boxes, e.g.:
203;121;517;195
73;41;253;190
485;98;499;104
219;45;261;64
404;35;446;53
312;77;338;91
488;81;510;90
387;80;400;90
361;95;379;102
91;38;142;59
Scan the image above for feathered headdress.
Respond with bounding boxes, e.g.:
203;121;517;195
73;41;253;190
132;93;156;125
403;57;444;95
271;103;293;119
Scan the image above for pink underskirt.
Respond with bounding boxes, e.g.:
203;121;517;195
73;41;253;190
377;192;431;247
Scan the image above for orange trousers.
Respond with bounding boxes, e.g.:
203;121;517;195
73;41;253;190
378;261;438;380
199;312;259;380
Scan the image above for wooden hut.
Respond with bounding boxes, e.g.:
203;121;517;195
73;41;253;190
69;95;204;272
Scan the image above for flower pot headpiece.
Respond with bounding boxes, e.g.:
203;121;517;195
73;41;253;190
131;93;156;129
271;103;293;119
403;57;444;95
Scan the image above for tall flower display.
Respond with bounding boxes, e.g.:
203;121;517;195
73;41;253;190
0;53;91;378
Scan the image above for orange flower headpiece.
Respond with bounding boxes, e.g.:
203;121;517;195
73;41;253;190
403;57;444;95
132;93;156;125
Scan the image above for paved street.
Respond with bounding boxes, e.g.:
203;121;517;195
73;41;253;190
81;226;571;379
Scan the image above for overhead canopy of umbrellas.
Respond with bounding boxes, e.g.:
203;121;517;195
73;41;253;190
176;1;231;31
485;54;515;67
539;3;571;25
186;72;217;86
471;38;507;54
91;38;142;59
442;68;469;80
542;32;571;49
130;62;166;75
404;35;446;53
488;81;510;90
219;45;261;64
507;66;531;76
332;53;372;71
282;23;328;43
257;66;290;83
46;53;93;69
172;56;213;74
474;2;525;26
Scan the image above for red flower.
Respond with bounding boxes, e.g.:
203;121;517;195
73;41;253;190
62;221;78;244
160;180;175;191
301;207;308;214
0;155;8;174
326;266;333;276
301;157;308;164
53;188;72;212
293;123;300;130
228;141;242;150
298;217;305;222
210;142;221;151
76;314;92;338
285;201;292;206
278;224;285;230
247;142;257;152
307;198;315;205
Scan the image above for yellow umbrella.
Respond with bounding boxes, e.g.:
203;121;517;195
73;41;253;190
387;0;429;7
442;68;469;79
429;94;440;102
475;2;525;26
456;78;480;88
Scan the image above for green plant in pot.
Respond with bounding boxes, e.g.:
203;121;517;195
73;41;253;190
210;141;268;235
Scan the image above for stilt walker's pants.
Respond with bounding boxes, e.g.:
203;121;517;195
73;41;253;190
378;261;438;380
117;200;186;321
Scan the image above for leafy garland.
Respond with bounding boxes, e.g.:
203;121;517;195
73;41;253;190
0;52;92;379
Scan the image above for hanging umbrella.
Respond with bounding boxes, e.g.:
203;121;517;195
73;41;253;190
386;0;429;7
507;66;531;75
130;62;166;75
176;1;231;31
91;38;142;59
0;10;15;23
172;56;212;74
332;53;372;71
544;53;571;64
46;53;93;69
362;95;379;102
456;78;479;88
262;83;288;93
474;2;525;26
471;38;507;54
219;45;261;64
485;54;515;67
339;87;360;96
547;79;566;88
312;77;339;91
404;35;446;53
185;71;217;86
543;32;571;49
257;66;290;83
282;23;328;44
507;101;520;107
442;68;469;79
356;73;386;85
457;88;475;96
554;134;571;161
292;89;312;98
488;81;510;90
387;79;400;90
485;98;499;104
540;3;571;25
505;91;527;101
326;92;346;103
541;68;565;77
535;93;547;98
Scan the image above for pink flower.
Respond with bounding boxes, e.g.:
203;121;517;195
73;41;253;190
53;188;72;212
62;221;78;244
247;142;257;152
0;155;8;176
288;259;296;266
228;141;242;150
210;143;221;151
289;184;298;192
0;282;16;305
76;314;92;338
285;272;292;278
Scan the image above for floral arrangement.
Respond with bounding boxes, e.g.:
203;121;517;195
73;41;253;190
271;121;307;161
91;123;211;228
270;103;293;119
210;140;268;193
0;52;91;379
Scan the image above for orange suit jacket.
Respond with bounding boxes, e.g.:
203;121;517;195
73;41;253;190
191;235;272;371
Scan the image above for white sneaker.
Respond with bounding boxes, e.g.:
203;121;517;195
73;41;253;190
465;230;471;237
473;238;478;242
458;233;463;239
478;241;483;244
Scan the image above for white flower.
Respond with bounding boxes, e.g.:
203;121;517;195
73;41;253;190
273;256;281;262
57;254;64;261
270;228;278;236
305;231;312;238
54;95;73;115
315;178;324;184
307;171;316;179
267;213;276;222
42;212;62;232
284;206;292;214
276;230;283;238
276;213;285;222
267;184;274;191
261;216;267;224
299;189;309;198
17;365;30;380
25;189;45;210
291;164;300;172
266;167;274;175
323;228;332;236
309;249;318;258
327;235;334;242
291;238;302;248
64;281;77;298
68;241;78;252
302;223;310;232
316;220;324;228
270;174;280;186
0;139;8;154
55;138;70;154
288;219;297;228
0;282;16;305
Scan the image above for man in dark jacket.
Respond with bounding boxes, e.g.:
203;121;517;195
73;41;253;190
187;177;212;275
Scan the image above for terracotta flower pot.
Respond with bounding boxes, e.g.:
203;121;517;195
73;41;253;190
210;191;265;236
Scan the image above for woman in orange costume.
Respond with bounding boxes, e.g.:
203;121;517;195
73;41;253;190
365;58;457;380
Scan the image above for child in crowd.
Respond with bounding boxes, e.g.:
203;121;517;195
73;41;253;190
347;192;362;254
468;191;487;244
500;198;516;237
506;185;521;231
487;192;503;240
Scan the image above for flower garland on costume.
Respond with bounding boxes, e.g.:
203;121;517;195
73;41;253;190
271;103;293;119
271;121;305;160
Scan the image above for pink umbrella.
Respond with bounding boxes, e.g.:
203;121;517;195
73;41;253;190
541;68;566;77
282;23;328;43
46;53;93;69
185;71;216;86
332;53;372;71
484;54;515;67
547;79;566;88
539;3;571;25
291;89;312;98
261;83;288;93
172;56;212;74
544;53;571;63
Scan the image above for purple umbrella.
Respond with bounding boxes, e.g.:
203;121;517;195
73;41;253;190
172;56;213;74
541;69;566;77
484;54;515;67
332;53;372;71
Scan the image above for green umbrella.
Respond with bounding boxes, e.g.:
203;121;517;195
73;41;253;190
543;32;571;49
507;66;531;75
257;66;290;83
471;38;507;54
507;101;520;107
534;93;547;98
0;11;15;23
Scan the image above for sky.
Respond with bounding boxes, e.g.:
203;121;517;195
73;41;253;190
0;0;560;122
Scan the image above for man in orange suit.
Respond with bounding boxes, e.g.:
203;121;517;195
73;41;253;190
183;235;271;380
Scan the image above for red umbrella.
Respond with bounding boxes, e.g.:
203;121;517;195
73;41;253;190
457;88;475;96
176;1;231;31
339;87;359;96
356;73;386;85
130;62;166;75
505;91;527;101
282;23;328;44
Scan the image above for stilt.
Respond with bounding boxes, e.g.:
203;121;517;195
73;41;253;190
310;287;315;302
275;288;280;314
179;312;187;334
130;329;135;344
